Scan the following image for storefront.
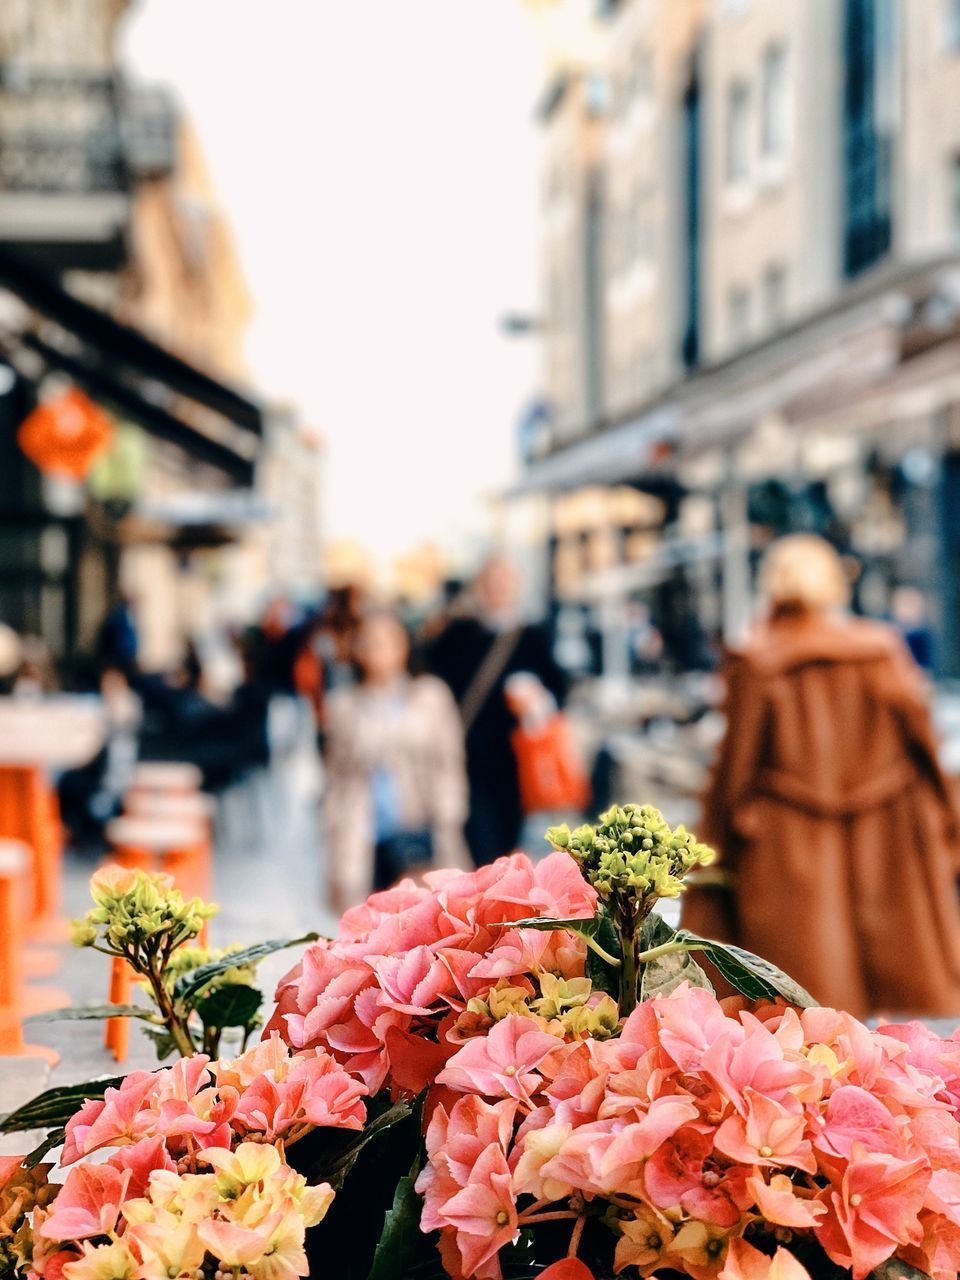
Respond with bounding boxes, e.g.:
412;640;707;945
0;247;263;674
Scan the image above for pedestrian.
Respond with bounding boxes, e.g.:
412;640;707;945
684;533;960;1018
319;584;365;693
426;556;569;866
97;594;139;676
323;609;470;910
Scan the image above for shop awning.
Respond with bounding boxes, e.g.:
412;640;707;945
21;332;256;484
513;405;678;494
0;246;263;484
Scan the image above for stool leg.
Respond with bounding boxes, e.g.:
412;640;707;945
165;842;210;903
109;847;154;874
104;957;132;1063
0;854;59;1064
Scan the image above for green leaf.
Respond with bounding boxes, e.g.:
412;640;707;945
195;984;262;1031
26;1004;157;1024
676;930;817;1007
642;948;714;1000
507;913;603;939
0;1076;125;1133
366;1173;423;1280
639;911;675;950
585;911;621;998
291;1096;414;1190
23;1128;65;1168
173;932;319;1006
639;911;712;999
869;1261;931;1280
142;1026;178;1062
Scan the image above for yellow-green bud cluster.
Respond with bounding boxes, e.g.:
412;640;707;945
547;803;715;911
71;866;217;956
458;973;621;1042
143;943;257;996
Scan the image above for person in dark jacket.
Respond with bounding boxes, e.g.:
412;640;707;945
426;556;568;866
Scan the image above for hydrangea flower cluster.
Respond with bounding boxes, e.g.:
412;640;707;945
9;806;960;1280
32;1141;331;1280
417;984;960;1280
7;1037;364;1280
265;852;600;1093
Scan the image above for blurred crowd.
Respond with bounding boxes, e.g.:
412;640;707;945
4;536;960;1019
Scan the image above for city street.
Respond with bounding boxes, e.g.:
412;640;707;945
0;734;336;1148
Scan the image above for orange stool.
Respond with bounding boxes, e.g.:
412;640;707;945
104;956;133;1062
124;790;214;836
105;816;212;904
129;762;202;796
0;840;61;1064
0;765;64;937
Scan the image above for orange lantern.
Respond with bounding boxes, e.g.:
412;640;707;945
17;387;114;480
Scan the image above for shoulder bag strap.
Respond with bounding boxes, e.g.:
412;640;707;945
458;627;522;737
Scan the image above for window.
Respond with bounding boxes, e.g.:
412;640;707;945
761;44;787;158
548;270;567;328
763;263;787;325
629;183;655;262
947;0;960;50
726;81;751;184
629;45;654;102
728;286;751;346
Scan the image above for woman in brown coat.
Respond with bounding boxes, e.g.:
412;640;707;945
686;534;960;1018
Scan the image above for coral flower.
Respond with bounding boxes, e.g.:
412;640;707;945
714;1090;816;1173
719;1239;812;1280
39;1165;130;1242
438;1013;559;1103
746;1173;827;1229
645;1126;753;1226
538;1262;597;1280
815;1145;930;1279
439;1144;519;1277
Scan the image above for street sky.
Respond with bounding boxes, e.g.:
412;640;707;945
122;0;543;572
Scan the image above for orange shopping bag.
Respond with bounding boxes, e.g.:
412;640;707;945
510;713;591;815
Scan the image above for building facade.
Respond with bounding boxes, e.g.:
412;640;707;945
0;0;325;674
525;0;960;676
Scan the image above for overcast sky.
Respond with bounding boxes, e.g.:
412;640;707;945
122;0;542;568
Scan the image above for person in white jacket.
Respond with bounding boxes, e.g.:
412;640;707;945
323;609;470;910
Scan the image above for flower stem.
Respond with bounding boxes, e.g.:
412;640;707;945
568;1214;587;1258
620;933;639;1016
143;956;195;1058
584;935;622;968
634;938;706;965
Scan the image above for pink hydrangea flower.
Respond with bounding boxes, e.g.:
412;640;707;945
437;1014;560;1103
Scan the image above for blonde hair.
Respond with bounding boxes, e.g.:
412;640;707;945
759;534;850;613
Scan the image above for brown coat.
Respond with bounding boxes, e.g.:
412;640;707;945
685;610;960;1018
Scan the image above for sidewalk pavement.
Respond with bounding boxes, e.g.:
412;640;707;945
1;739;336;1148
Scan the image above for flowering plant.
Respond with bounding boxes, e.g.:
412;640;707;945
1;1038;361;1280
58;865;316;1061
2;804;959;1280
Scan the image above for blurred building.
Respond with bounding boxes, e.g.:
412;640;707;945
523;0;960;677
0;0;324;674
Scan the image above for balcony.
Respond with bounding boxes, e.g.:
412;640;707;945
0;65;174;270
